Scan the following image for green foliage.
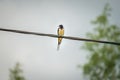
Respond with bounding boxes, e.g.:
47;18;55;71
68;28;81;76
9;62;25;80
83;4;120;80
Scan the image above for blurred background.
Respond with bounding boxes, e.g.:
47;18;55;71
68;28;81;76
0;0;120;80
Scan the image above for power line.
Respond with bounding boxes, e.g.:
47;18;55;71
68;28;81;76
0;28;120;45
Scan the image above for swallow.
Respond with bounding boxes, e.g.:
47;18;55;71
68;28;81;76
57;24;64;50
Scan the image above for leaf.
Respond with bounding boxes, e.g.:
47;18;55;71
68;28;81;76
82;3;120;80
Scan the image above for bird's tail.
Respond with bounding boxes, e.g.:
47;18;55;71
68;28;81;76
57;44;60;51
57;38;62;51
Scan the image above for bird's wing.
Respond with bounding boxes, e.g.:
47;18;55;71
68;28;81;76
57;28;59;36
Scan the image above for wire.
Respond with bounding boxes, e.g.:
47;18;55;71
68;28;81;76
0;28;120;45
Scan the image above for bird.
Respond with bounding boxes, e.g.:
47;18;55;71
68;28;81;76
57;24;64;50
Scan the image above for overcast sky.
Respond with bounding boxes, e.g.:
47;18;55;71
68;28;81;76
0;0;120;80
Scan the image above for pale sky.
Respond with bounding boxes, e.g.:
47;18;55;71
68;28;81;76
0;0;120;80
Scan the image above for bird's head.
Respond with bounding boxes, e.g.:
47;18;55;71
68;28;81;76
59;24;64;29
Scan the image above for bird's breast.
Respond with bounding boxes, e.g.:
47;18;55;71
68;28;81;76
58;29;64;36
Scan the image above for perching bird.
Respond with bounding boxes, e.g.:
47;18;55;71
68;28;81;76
57;24;64;50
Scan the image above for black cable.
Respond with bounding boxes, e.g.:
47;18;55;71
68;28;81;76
0;28;120;45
